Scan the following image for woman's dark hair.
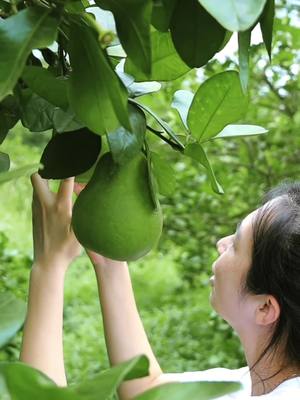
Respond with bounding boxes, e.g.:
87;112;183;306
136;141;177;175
245;180;300;376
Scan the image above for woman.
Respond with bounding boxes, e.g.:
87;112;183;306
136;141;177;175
20;173;300;398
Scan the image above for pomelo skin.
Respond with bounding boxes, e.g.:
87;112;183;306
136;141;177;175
72;152;163;261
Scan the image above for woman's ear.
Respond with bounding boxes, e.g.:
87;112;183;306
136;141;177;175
255;295;280;326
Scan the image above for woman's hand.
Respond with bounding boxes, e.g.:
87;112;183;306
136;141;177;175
31;173;82;271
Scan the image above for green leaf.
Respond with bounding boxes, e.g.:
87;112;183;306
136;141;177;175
52;108;84;133
22;66;69;110
213;124;268;139
170;0;226;68
19;89;56;132
73;355;149;400
68;22;130;135
125;30;190;82
198;0;267;31
187;71;248;142
238;30;251;94
39;129;102;179
0;163;41;185
107;104;146;165
184;143;224;194
135;381;241;400
130;99;185;150
0;152;10;173
0;7;59;101
151;0;177;32
96;0;152;75
0;95;20;143
150;151;176;196
128;81;161;98
0;362;79;400
260;0;275;60
171;90;194;130
0;292;26;348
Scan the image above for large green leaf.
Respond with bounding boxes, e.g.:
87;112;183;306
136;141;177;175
238;30;251;94
171;90;194;130
0;7;58;101
0;163;41;185
151;0;177;32
212;124;268;140
68;22;130;135
52;108;84;133
22;66;69;110
19;89;56;132
39;129;102;179
0;292;26;348
135;381;241;400
73;355;149;400
187;71;248;142
0;95;19;143
260;0;275;60
125;31;190;82
150;151;176;196
170;0;226;68
0;362;78;400
184;143;224;194
0;152;10;173
96;0;152;75
107;104;146;165
198;0;267;31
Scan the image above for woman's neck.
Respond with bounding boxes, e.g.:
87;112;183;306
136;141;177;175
240;331;300;395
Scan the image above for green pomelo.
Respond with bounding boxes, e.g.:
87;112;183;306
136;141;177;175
72;152;163;261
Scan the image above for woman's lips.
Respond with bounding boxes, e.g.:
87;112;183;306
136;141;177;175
209;276;215;286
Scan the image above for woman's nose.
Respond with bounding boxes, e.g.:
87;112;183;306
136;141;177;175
216;235;233;254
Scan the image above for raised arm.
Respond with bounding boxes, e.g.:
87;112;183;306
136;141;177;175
20;174;82;386
88;255;164;399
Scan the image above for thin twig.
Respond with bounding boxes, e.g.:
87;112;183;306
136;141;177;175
146;125;184;152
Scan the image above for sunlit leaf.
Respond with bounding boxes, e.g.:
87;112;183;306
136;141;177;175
125;30;190;82
187;71;248;142
184;143;224;194
135;380;241;400
238;30;251;94
198;0;267;31
0;7;58;101
68;21;130;135
171;90;194;130
213;124;268;139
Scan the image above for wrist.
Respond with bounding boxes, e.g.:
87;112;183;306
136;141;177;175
32;259;69;276
92;258;127;271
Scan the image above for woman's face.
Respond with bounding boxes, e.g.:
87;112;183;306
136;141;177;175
210;209;257;329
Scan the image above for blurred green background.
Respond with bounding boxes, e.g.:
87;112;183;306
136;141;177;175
1;1;300;385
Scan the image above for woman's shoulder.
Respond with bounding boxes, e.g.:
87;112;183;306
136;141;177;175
160;366;250;383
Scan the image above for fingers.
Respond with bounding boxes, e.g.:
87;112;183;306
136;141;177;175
73;182;86;196
30;173;52;204
57;177;75;206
